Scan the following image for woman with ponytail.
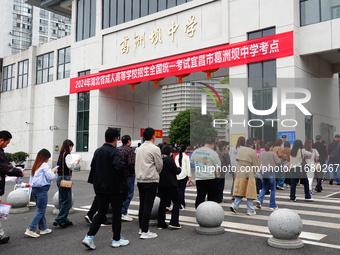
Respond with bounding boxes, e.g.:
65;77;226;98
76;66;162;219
175;144;191;210
25;149;56;238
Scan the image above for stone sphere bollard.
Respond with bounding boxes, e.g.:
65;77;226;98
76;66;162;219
149;196;160;226
7;189;29;213
195;201;225;235
52;191;75;215
268;208;303;249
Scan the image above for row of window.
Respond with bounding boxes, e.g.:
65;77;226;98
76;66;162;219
300;0;340;26
76;0;192;41
1;47;71;92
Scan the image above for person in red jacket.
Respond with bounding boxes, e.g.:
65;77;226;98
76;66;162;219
0;130;24;244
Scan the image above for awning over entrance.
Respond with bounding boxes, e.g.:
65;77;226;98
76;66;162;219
70;31;293;94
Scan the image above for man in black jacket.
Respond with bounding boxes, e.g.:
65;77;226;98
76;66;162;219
82;128;129;250
0;130;24;244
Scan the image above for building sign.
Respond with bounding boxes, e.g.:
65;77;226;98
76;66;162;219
70;31;294;94
140;128;163;138
278;131;296;145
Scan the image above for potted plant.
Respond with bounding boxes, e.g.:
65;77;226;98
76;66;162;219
12;151;29;168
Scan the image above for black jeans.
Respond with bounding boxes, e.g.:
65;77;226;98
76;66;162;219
195;179;218;208
137;182;158;233
177;177;188;207
87;192;122;241
158;186;180;227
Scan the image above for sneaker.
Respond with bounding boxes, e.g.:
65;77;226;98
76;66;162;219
290;198;297;202
40;228;52;235
229;206;237;213
0;235;10;244
169;224;181;229
269;207;279;210
138;229;142;235
111;238;129;248
305;198;314;201
140;231;157;239
276;186;284;190
180;205;185;211
84;215;92;224
157;224;168;230
247;211;256;216
24;229;40;238
82;235;96;250
255;200;262;209
121;214;133;222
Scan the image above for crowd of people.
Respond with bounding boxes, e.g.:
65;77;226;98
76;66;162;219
1;128;339;250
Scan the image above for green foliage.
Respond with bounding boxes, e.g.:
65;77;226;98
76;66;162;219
213;76;230;124
169;108;217;146
12;151;29;165
5;153;13;162
169;109;191;145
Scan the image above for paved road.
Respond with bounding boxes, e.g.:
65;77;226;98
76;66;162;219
1;171;340;255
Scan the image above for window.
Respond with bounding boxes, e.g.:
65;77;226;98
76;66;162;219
77;91;90;152
300;0;340;26
17;59;29;89
76;0;96;41
57;47;71;79
102;0;192;29
76;70;90;152
36;52;54;84
2;64;15;92
248;27;277;143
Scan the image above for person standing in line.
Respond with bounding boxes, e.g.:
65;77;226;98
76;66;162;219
230;138;259;216
289;139;313;202
135;127;163;239
118;135;136;222
0;130;24;244
53;139;80;228
304;139;319;194
215;140;231;203
256;142;281;210
82;128;129;250
282;141;291;188
327;134;340;185
313;135;327;192
272;139;287;190
229;137;246;199
175;144;191;210
25;149;56;238
157;145;181;229
191;138;221;208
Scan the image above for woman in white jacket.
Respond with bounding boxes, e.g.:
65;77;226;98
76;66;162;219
175;144;191;210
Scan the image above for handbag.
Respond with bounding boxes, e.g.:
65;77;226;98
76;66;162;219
59;152;73;188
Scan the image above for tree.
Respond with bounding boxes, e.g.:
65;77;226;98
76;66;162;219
213;76;230;120
169;108;217;146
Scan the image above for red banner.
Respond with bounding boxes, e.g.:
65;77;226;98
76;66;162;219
70;31;293;94
140;128;163;138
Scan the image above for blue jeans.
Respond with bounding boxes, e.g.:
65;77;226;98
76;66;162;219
257;174;277;208
122;176;135;215
28;186;50;231
54;176;72;224
232;196;255;213
276;163;285;187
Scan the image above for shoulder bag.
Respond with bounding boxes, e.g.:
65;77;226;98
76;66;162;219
60;152;73;188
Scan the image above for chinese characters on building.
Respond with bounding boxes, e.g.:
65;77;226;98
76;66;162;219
120;16;198;54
